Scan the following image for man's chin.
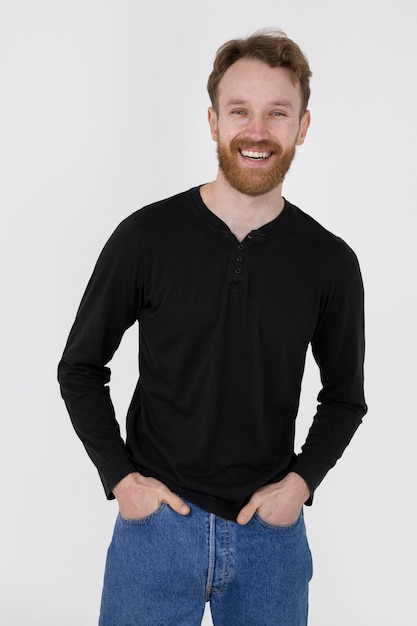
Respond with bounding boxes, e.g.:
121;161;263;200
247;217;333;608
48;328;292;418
223;170;283;197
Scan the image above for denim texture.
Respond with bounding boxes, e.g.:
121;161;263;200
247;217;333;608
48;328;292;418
99;501;312;625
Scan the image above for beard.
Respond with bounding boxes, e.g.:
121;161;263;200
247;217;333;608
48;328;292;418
217;136;296;197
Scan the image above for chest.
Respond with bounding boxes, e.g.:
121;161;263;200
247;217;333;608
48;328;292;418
139;234;324;345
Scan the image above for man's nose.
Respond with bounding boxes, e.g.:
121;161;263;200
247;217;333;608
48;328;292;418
244;114;269;140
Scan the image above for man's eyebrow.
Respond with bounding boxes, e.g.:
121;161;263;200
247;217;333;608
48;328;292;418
224;98;294;109
271;100;294;109
224;99;247;106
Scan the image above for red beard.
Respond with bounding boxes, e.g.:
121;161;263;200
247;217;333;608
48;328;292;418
217;136;296;197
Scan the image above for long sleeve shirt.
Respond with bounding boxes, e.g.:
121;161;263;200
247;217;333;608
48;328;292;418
58;186;367;520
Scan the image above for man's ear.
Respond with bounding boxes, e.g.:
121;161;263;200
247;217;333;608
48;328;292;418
296;110;311;146
208;107;219;142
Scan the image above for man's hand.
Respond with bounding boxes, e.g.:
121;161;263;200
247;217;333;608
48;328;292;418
236;472;310;526
113;472;190;520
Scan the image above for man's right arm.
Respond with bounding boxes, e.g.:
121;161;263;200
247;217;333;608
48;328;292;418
58;217;145;499
113;472;190;519
58;216;192;518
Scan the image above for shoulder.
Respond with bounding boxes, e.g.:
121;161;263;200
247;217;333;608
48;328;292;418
101;187;199;254
119;187;198;232
285;200;359;267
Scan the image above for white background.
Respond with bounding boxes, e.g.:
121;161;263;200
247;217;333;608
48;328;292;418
1;0;416;624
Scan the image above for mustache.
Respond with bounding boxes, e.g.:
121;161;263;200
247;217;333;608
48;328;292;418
230;137;284;154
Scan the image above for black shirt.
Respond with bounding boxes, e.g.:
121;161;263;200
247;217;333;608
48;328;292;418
58;186;367;520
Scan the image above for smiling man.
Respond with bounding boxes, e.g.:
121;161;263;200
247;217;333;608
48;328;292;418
58;30;367;626
210;57;308;199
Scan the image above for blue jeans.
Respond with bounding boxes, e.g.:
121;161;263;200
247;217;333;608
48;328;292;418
99;501;312;625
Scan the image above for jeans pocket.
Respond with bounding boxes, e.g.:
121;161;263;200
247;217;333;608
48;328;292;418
253;510;302;532
118;502;167;525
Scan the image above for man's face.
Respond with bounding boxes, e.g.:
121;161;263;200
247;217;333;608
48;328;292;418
209;58;310;197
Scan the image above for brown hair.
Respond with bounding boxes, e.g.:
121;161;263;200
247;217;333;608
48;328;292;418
207;30;312;116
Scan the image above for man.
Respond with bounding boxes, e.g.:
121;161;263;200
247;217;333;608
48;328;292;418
58;30;367;625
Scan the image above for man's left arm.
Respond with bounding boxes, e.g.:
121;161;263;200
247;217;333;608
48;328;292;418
237;243;367;525
237;472;310;525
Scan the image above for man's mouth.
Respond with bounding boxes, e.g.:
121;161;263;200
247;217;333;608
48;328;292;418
239;149;272;160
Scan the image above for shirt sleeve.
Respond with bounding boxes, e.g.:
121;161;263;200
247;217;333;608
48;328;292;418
57;217;143;498
292;242;367;500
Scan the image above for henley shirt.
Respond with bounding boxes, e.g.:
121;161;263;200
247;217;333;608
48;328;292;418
58;186;367;520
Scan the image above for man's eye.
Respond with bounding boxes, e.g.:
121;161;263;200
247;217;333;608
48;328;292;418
272;111;284;117
232;109;246;115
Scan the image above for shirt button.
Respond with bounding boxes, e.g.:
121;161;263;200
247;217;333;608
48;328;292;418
237;244;244;250
236;256;243;263
234;267;242;274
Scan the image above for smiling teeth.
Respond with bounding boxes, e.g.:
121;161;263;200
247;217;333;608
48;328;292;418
241;149;271;159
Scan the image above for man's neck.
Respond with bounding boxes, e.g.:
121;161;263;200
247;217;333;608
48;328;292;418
200;176;285;243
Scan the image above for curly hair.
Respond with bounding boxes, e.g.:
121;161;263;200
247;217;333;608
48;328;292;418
207;30;312;117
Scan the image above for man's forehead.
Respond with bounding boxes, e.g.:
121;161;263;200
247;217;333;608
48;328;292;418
217;60;301;107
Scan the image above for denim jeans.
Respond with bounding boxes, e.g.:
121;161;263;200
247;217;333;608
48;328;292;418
99;500;312;625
